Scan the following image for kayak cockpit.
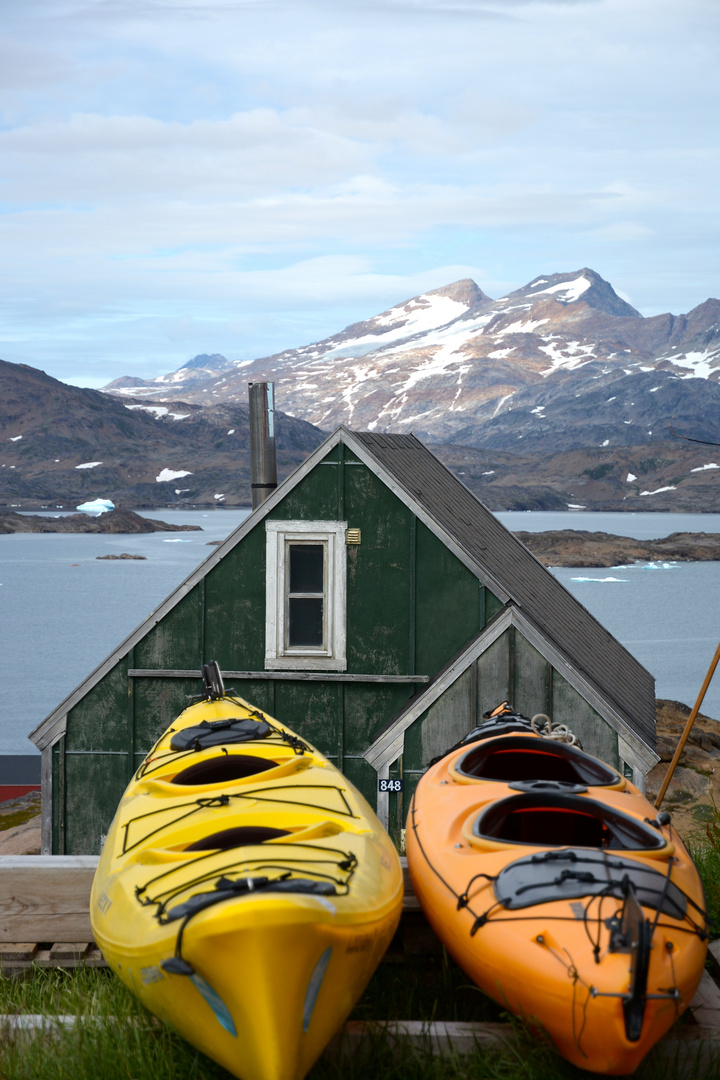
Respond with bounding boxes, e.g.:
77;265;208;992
453;735;622;787
185;826;291;851
470;793;667;851
171;755;279;785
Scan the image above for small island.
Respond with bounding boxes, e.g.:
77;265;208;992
515;530;720;567
0;508;202;535
96;553;148;560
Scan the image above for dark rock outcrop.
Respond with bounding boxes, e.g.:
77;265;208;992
514;530;720;567
646;700;720;840
96;552;148;560
0;508;201;534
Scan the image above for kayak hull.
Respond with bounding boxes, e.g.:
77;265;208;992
92;693;403;1080
407;728;707;1075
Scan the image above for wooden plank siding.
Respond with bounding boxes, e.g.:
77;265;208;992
352;432;656;749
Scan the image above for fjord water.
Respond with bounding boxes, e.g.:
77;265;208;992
1;510;719;754
0;510;251;754
504;512;720;736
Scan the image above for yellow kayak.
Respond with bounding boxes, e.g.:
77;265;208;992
91;665;403;1080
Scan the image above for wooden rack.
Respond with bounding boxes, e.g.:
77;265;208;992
2;856;720;1061
0;856;428;971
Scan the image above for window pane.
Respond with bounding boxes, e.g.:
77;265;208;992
289;544;324;594
288;598;324;646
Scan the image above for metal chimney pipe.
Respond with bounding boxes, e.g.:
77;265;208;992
248;381;278;510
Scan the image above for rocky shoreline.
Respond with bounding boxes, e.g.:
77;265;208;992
3;513;718;568
515;529;720;567
0;508;202;534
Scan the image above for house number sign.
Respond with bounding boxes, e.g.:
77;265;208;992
378;778;403;793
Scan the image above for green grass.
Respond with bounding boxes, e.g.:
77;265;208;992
0;794;41;832
688;798;720;939
2;960;720;1080
0;965;132;1018
0;967;229;1080
349;953;504;1024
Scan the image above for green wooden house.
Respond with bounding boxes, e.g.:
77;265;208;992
30;429;659;854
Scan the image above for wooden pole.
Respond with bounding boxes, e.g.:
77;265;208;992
655;639;720;809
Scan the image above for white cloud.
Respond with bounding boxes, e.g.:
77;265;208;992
0;0;717;383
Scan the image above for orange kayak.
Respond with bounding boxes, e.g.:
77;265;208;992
406;707;708;1075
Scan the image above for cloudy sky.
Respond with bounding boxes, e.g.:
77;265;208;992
1;0;718;387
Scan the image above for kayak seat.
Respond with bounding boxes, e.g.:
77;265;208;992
170;717;273;751
185;826;291;851
171;756;278;786
474;793;666;851
456;735;619;786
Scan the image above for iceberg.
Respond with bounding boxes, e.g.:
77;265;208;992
76;498;115;515
570;576;628;583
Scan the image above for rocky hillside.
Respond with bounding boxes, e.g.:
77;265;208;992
2;353;719;511
431;440;720;512
0;359;326;508
103;269;720;452
646;700;720;841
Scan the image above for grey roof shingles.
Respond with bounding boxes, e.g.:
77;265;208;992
353;431;656;750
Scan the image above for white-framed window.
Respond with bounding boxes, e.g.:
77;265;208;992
265;520;347;670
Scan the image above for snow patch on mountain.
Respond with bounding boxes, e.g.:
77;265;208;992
667;349;720;379
374;293;469;333
492;394;514;418
312;291;476;363
538;339;595;376
156;468;193;483
531;275;592;303
125;404;191;420
496;316;549;337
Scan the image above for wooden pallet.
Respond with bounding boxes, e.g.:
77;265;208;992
0;855;426;971
0;857;96;948
0;943;105;969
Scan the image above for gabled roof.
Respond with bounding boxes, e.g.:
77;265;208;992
351;432;655;750
29;426;655;754
362;606;658;775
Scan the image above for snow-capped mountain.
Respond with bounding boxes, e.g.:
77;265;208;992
103;270;720;450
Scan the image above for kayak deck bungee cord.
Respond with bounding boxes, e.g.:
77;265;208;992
406;703;708;1075
91;663;403;1080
